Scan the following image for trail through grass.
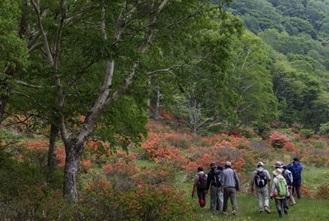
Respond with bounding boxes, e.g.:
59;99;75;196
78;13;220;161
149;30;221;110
190;194;329;221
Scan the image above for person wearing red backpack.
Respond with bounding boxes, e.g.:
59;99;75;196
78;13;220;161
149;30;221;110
250;162;272;214
192;166;208;207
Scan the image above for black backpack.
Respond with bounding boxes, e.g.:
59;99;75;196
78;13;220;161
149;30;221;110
197;173;208;189
212;169;222;187
254;170;267;188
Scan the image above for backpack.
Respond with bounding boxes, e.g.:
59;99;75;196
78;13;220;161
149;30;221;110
212;169;222;187
197;173;207;190
254;170;267;188
282;169;292;186
276;177;287;197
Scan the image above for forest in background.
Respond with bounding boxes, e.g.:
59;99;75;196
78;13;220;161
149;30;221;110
1;0;329;220
226;0;329;134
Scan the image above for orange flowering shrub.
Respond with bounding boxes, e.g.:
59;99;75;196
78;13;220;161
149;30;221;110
301;184;313;198
81;163;193;221
269;130;290;149
80;160;92;173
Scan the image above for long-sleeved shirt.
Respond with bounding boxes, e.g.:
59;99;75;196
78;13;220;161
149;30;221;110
287;162;303;185
220;167;240;189
271;174;288;199
206;168;217;190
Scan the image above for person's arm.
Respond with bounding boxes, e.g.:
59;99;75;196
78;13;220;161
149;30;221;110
270;178;276;198
206;172;212;191
192;183;196;198
250;171;255;192
192;175;198;197
234;170;240;191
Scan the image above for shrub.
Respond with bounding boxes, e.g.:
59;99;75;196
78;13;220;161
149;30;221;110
299;129;315;139
269;131;290;149
301;184;313;198
315;182;329;200
319;122;329;136
80;174;194;221
0;152;72;220
311;139;328;149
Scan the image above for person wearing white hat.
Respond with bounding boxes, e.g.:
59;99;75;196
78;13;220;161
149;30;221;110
250;162;271;213
271;168;289;218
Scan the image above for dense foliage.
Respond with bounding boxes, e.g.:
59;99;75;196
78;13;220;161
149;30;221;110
1;0;329;217
228;0;329;131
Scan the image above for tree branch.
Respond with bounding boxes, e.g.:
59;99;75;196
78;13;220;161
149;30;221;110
30;0;54;66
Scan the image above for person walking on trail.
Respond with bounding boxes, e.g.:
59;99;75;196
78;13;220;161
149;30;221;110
192;166;208;207
287;157;303;199
273;161;289;214
206;163;222;214
250;162;271;213
221;161;240;216
281;162;296;206
271;168;289;218
216;165;224;212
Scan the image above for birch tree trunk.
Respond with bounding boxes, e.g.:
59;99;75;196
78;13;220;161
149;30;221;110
63;139;83;202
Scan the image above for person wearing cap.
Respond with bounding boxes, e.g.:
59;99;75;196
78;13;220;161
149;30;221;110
206;162;222;214
271;168;289;218
250;162;271;213
287;157;303;199
192;166;208;208
220;161;240;216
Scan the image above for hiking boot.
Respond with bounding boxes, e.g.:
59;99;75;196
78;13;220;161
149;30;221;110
264;206;271;213
232;210;237;216
284;206;289;214
223;212;228;215
278;210;283;218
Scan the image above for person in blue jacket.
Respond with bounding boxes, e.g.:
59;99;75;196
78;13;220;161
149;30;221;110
287;158;303;199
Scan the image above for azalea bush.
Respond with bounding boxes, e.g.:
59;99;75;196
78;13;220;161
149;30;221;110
0;151;72;220
269;130;290;149
80;166;193;221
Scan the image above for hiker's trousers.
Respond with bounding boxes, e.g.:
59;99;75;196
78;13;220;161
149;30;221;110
256;186;270;211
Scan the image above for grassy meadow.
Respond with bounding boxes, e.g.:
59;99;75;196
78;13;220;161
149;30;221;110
177;164;329;221
190;195;329;221
2;119;329;220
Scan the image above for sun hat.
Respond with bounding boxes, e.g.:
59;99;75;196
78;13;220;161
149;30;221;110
273;168;283;176
274;161;282;168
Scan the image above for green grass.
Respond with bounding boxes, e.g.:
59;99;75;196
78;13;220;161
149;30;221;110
178;166;329;221
302;166;329;192
137;159;329;221
189;194;329;221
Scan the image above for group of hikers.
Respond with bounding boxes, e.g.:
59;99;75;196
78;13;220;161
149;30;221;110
192;158;303;218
